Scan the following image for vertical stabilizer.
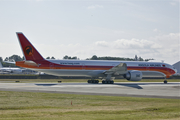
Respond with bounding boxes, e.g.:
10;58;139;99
16;32;44;61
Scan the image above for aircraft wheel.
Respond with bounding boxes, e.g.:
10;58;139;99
104;81;107;84
88;80;99;84
102;80;114;84
164;80;167;84
110;81;114;84
102;80;105;84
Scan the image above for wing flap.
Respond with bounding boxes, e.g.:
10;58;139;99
104;63;127;75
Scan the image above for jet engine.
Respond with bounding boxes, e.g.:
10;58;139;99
124;70;142;81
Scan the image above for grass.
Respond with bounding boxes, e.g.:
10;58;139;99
0;91;179;120
0;78;179;83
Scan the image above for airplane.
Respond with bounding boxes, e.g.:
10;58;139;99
15;32;177;84
0;61;22;74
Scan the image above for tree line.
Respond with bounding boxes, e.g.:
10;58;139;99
62;55;153;61
0;55;24;67
86;55;154;61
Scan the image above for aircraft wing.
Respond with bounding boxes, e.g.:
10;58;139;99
104;63;127;75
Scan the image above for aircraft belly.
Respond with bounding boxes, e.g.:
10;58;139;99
31;69;104;77
31;69;166;78
141;71;166;77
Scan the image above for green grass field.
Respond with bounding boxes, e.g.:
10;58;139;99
0;78;179;83
0;91;179;120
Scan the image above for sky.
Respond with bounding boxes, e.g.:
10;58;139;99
0;0;179;64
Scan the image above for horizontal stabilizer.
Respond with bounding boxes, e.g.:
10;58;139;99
3;61;16;64
24;61;39;66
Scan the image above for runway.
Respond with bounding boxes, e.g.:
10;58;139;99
0;82;179;99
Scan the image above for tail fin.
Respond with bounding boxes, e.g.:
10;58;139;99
0;62;3;68
16;32;44;61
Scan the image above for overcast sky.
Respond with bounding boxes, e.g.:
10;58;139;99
0;0;179;64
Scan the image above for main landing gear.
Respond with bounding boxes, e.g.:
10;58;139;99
87;79;99;84
102;74;115;84
87;79;114;84
87;75;115;84
102;80;114;84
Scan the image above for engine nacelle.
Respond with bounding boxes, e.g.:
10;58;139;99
124;70;142;81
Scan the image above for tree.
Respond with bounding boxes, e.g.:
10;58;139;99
63;55;78;59
51;56;55;59
63;55;69;59
134;55;138;61
71;56;77;59
4;57;9;61
46;57;50;59
0;57;3;62
145;58;154;62
91;55;98;60
9;55;23;61
139;56;143;61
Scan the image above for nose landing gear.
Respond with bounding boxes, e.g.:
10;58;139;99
164;76;167;84
164;80;167;84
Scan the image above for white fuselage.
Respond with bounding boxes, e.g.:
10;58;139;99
26;59;176;78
